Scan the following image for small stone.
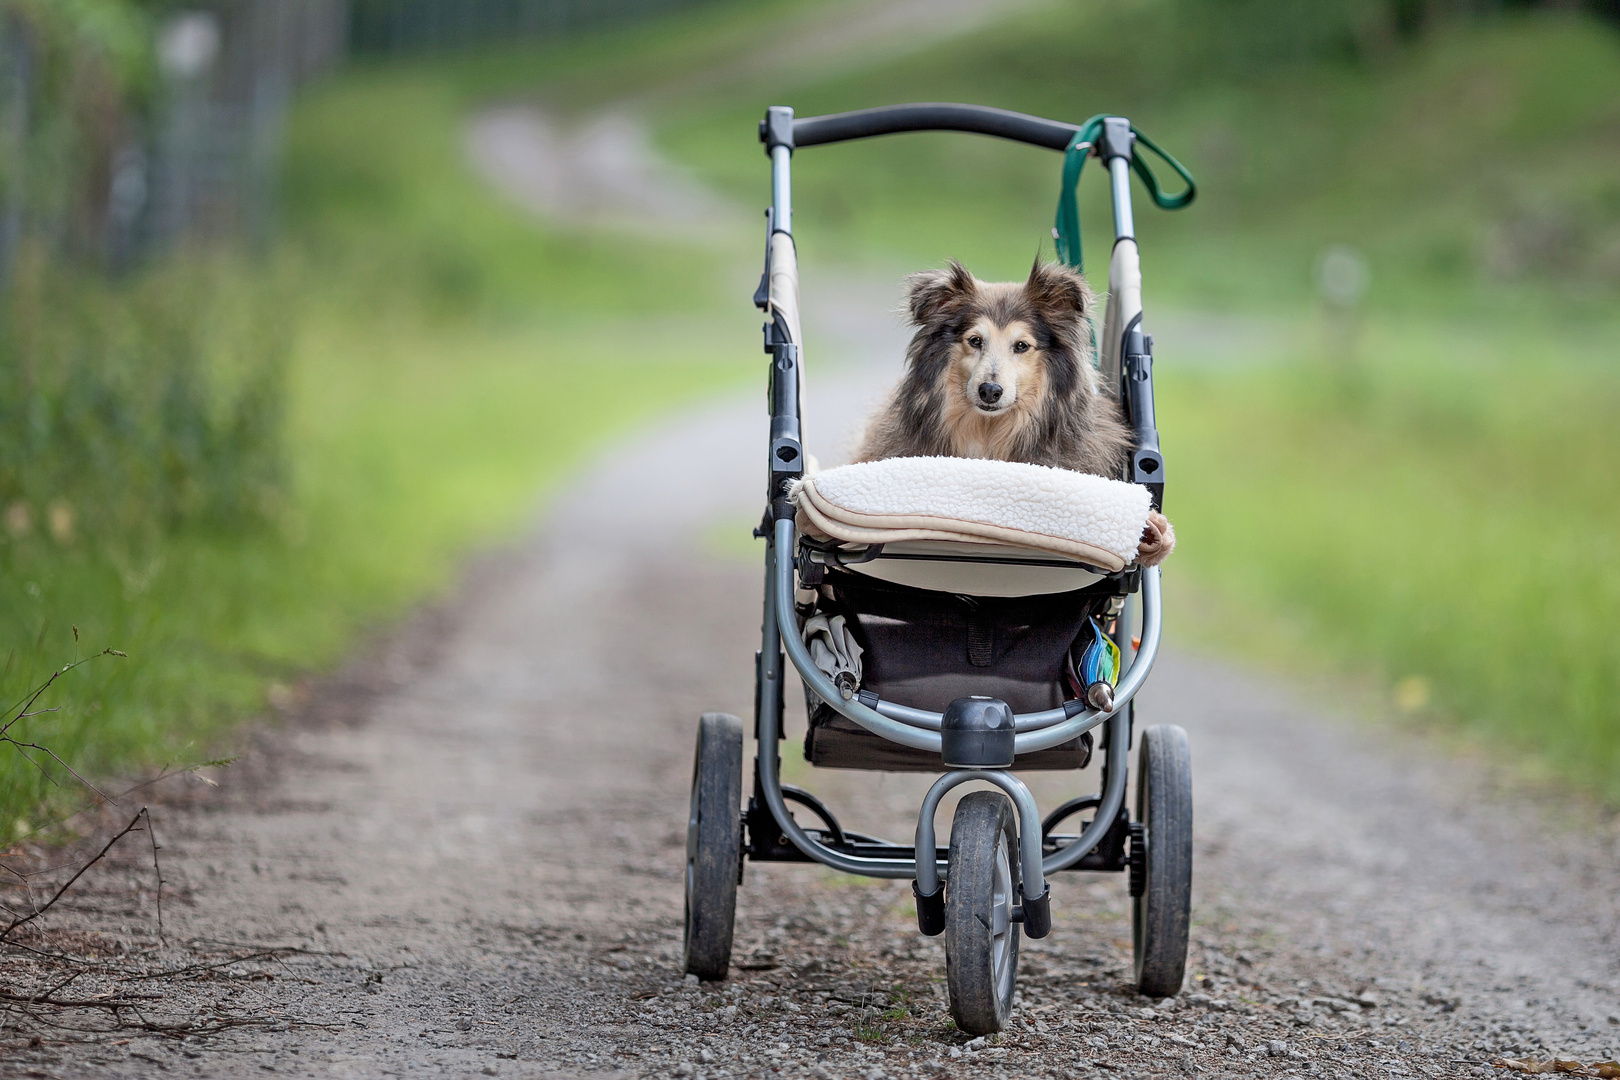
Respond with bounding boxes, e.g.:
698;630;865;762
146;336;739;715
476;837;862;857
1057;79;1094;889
684;973;700;986
1226;1032;1248;1052
1157;997;1176;1010
1268;1040;1288;1057
481;1067;498;1077
1139;1007;1158;1020
699;1049;715;1064
674;1063;695;1077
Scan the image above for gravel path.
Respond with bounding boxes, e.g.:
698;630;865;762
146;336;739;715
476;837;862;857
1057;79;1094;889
6;5;1620;1077
6;294;1618;1080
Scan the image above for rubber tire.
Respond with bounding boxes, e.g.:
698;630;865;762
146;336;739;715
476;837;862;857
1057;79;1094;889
944;791;1021;1035
683;712;743;981
1132;723;1193;998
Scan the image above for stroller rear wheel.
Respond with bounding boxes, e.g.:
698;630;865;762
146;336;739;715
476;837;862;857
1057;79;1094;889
1132;723;1193;998
944;791;1021;1034
684;712;743;981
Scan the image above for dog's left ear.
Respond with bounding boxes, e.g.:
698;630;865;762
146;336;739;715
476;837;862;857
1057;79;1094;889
1024;260;1092;317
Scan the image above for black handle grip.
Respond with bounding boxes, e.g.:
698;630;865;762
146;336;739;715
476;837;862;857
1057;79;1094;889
777;103;1082;152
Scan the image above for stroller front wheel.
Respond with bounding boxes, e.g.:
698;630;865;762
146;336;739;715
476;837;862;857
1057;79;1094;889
1132;723;1193;998
944;791;1021;1035
683;712;743;981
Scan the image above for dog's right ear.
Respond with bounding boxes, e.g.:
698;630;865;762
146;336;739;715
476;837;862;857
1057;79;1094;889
904;259;977;324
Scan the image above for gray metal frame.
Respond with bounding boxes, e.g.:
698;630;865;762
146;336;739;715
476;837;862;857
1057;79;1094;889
751;107;1161;899
915;771;1046;902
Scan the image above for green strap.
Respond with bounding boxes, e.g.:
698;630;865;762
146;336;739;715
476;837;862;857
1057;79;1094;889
1053;116;1105;271
1052;117;1196;271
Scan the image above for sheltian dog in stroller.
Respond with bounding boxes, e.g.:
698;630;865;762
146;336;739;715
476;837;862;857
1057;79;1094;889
855;258;1175;567
684;104;1199;1036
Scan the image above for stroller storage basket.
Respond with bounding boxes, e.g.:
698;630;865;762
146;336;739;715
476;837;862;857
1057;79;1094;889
803;570;1110;771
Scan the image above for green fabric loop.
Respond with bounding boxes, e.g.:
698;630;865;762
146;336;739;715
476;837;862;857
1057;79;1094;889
1052;117;1197;270
1130;128;1197;211
1052;115;1105;270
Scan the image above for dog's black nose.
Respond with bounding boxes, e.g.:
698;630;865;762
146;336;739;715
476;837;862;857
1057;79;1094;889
977;381;1003;405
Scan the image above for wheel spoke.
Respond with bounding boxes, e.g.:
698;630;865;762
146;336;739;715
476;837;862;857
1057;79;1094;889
991;836;1013;997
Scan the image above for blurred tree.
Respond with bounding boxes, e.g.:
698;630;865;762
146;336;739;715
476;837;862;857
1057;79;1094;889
1169;0;1616;73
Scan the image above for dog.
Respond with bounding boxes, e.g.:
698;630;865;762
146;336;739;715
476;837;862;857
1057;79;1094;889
854;259;1173;566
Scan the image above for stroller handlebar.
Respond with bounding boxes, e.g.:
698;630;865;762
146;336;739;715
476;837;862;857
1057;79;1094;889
774;103;1081;152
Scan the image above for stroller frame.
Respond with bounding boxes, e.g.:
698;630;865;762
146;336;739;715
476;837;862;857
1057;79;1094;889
686;104;1190;1025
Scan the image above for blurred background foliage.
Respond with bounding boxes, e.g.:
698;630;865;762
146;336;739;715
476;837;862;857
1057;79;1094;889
650;0;1620;799
0;0;1616;834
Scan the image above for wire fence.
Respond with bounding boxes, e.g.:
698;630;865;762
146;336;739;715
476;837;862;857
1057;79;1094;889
0;1;344;282
0;0;716;285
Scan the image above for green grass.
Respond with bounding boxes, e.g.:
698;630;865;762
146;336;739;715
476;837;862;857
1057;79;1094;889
8;0;1619;834
658;5;1620;315
1161;323;1620;794
650;4;1620;798
0;3;803;838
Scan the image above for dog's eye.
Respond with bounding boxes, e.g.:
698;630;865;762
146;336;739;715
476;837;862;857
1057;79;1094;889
966;335;983;350
1012;340;1031;353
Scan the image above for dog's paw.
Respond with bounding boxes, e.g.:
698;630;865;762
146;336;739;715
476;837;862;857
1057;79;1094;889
1136;510;1175;567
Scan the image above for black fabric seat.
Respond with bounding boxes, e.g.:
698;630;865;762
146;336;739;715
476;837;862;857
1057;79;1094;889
801;570;1112;772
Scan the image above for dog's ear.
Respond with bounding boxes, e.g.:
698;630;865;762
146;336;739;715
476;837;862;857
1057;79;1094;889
1024;260;1093;318
904;259;977;324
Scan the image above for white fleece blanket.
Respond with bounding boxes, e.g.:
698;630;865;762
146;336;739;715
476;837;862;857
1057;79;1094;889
791;457;1151;573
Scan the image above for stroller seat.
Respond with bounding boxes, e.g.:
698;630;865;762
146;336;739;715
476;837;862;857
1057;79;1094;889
790;456;1153;771
804;538;1106;599
792;455;1152;598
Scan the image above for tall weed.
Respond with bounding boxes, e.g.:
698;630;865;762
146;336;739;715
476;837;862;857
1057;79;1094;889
0;244;287;546
0;247;289;837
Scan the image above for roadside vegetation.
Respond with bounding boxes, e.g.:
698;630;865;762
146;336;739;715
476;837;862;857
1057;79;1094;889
655;1;1620;798
0;4;776;836
5;0;1616;836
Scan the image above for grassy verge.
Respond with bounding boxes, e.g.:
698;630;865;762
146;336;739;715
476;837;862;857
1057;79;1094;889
1161;321;1620;796
654;5;1620;799
0;3;803;837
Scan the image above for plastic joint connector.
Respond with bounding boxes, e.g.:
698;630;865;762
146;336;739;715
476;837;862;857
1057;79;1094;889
1016;884;1052;939
1097;116;1135;163
759;106;795;153
913;880;945;936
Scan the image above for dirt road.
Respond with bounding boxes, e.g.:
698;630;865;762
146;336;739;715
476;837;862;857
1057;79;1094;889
8;5;1620;1078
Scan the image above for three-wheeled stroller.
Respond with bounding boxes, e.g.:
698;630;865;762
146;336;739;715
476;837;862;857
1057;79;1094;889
685;104;1197;1035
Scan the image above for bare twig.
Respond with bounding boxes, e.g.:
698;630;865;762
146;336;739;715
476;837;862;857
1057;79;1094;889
5;756;239;847
0;649;125;742
112;947;335;982
0;810;144;942
0;988;162;1009
1;738;116;805
144;809;164;946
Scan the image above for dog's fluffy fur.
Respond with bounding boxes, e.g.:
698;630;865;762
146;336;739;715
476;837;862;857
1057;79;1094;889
856;259;1131;474
855;259;1173;565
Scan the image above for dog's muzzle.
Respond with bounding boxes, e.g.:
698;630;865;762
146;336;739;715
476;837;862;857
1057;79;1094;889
976;381;1004;406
